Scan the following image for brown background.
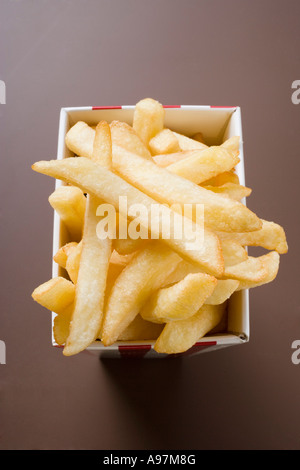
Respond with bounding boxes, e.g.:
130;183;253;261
0;0;299;450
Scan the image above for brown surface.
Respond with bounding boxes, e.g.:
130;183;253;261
0;0;299;450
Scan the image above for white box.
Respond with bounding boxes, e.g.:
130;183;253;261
52;104;249;358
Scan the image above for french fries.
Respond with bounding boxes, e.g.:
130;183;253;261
53;241;78;269
63;122;113;356
48;185;86;241
173;131;208;151
32;157;224;276
140;273;217;323
101;243;182;346
149;128;181;155
154;303;227;354
165;145;240;184
132;98;165;149
31;97;288;356
202;183;252;201
110;120;152;159
216;219;288;254
32;277;75;315
65;121;95;158
111;144;261;233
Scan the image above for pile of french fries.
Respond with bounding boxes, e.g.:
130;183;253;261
31;98;288;356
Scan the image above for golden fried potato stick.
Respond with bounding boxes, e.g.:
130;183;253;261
201;170;240;186
165;145;240;184
202;183;251;201
53;313;72;346
53;242;78;269
111;145;261;233
205;280;240;305
221;136;240;158
113;237;147;255
140;273;217;323
32;157;224;276
92;120;113;167
110;120;152;159
65;240;82;283
65;121;95;158
31;277;75;315
216;219;288;254
113;211;148;255
223;255;268;282
132;98;165;149
154;303;227;354
117;314;164;341
63;196;112;356
48;185;86;241
172;131;208;151
101;243;182;346
149;128;181;155
220;239;248;267
236;251;280;290
153;151;192;168
63;122;113;356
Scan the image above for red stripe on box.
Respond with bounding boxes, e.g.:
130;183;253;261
92;106;122;110
168;341;218;358
119;344;152;358
210;106;236;109
163;105;181;108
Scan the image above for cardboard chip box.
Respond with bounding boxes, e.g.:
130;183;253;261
52;104;249;358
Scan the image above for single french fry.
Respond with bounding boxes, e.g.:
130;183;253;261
216;219;288;254
237;251;280;290
48;185;86;241
221;239;248;267
63;196;112;356
110;120;152;159
132;98;165;149
111;145;262;233
53;242;78;269
63;122;113;356
117;314;164;341
201;170;240;187
140;273;217;323
32;157;224;276
53;312;72;346
166;146;240;184
173;131;208;151
31;277;75;315
205;279;240;305
154;303;227;354
153;151;192;168
101;243;182;346
149;128;181;155
202;183;251;201
109;249;135;268
92;121;112;167
65;121;95;158
221;136;240;158
65;240;82;283
223;255;268;282
113;237;147;255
